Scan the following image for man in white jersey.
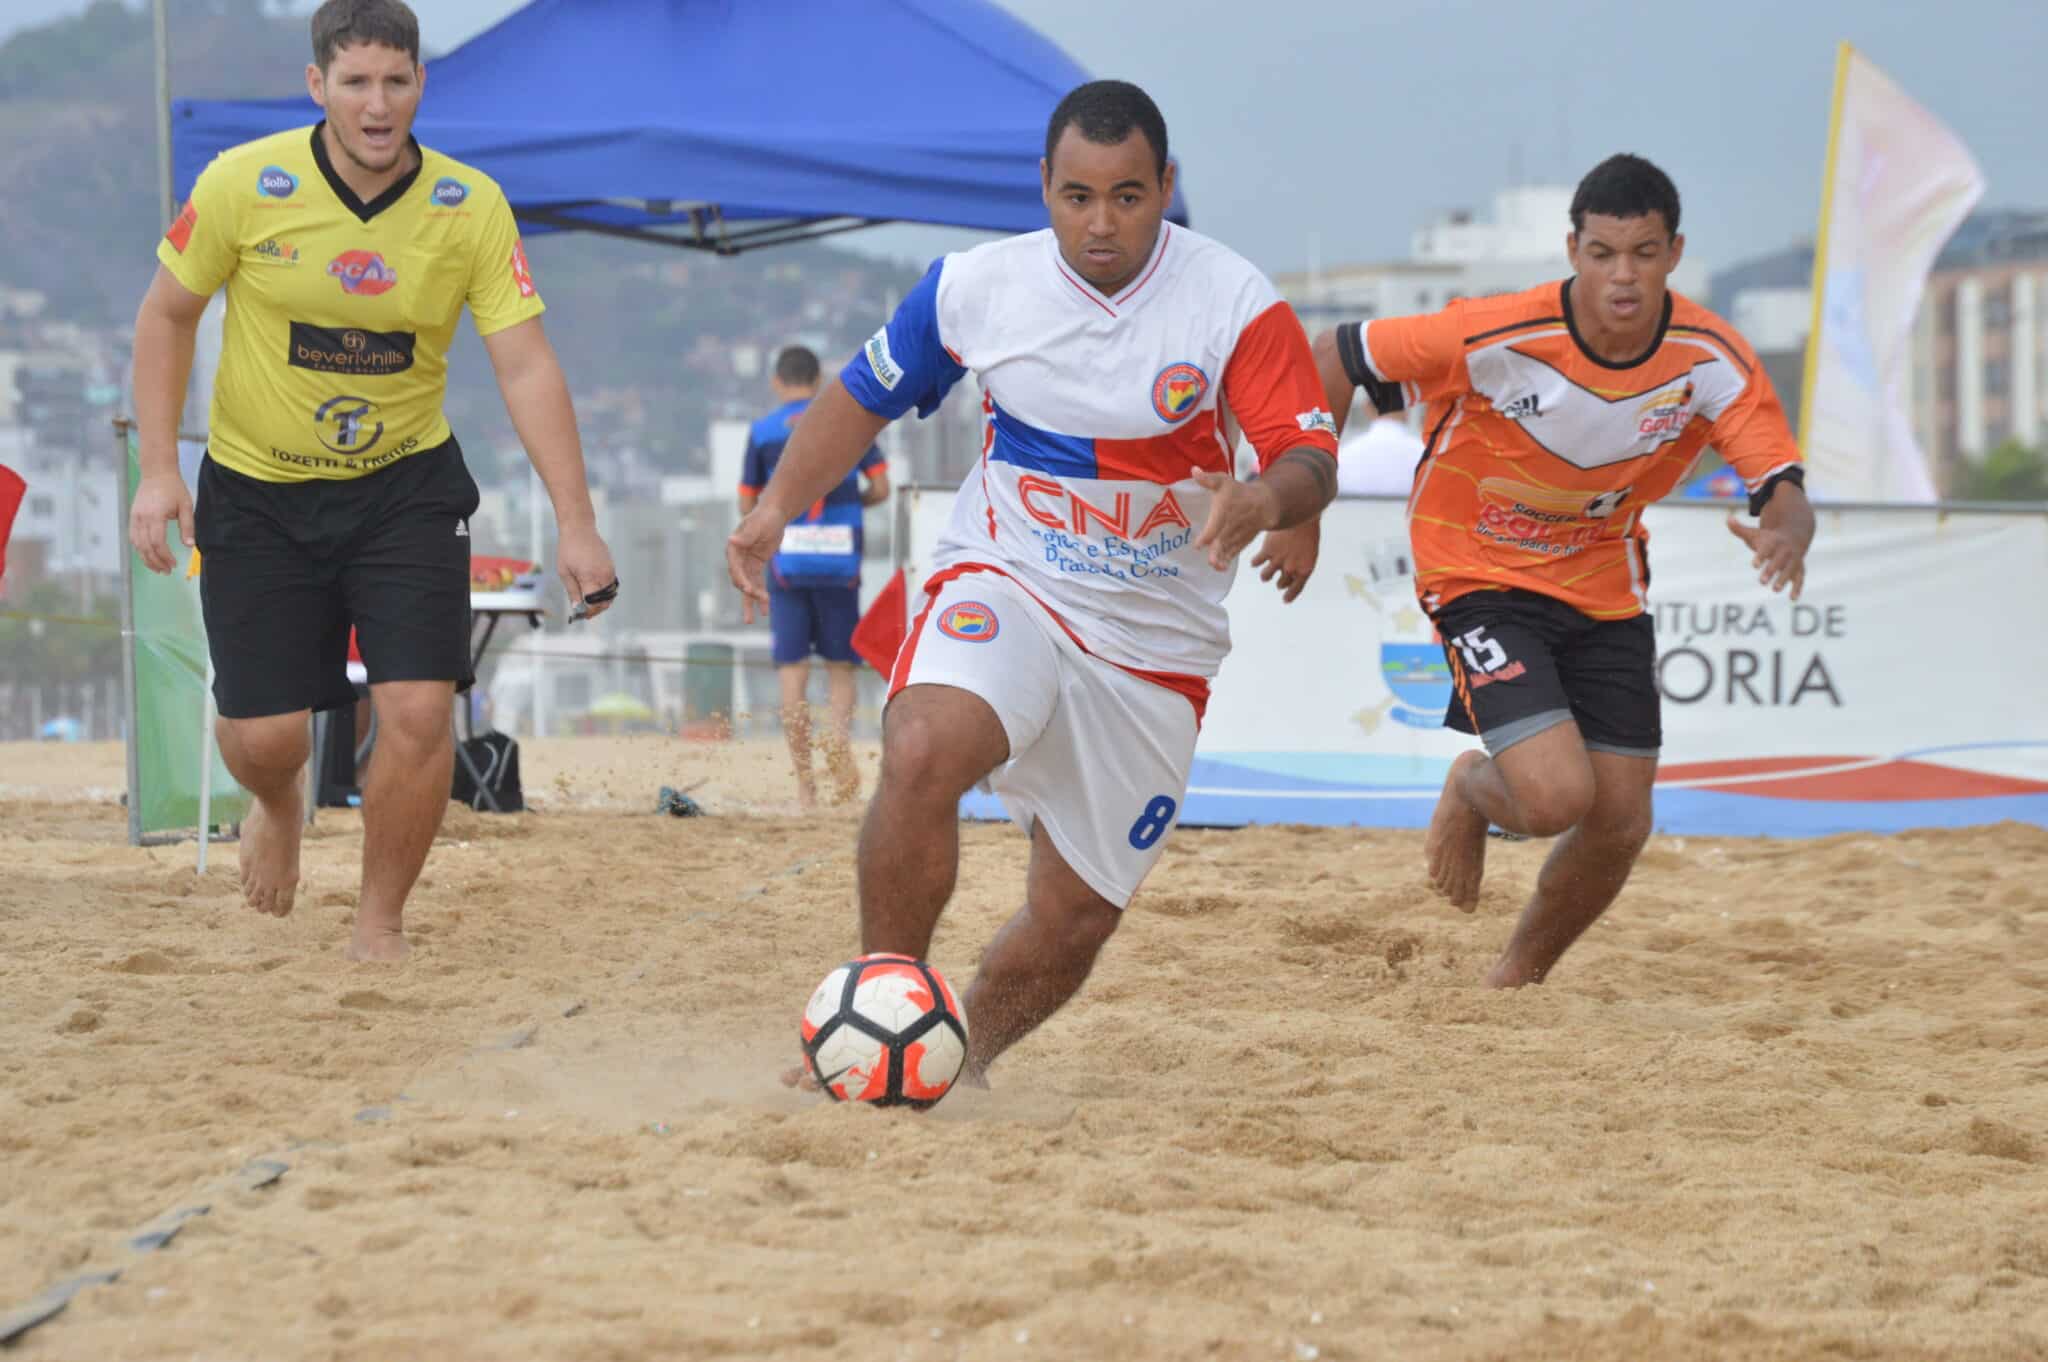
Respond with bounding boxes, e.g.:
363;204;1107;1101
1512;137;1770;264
728;81;1339;1084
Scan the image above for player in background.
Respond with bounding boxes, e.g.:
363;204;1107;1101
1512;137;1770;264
1299;153;1814;987
738;345;890;809
729;81;1337;1083
128;0;615;961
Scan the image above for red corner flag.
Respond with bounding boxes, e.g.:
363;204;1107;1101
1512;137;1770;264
850;568;909;676
0;464;25;584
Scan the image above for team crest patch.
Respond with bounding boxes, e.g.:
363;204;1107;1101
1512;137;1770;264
937;602;999;642
1150;361;1209;424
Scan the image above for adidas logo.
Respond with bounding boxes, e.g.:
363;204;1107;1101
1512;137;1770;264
455;520;469;537
1500;393;1542;420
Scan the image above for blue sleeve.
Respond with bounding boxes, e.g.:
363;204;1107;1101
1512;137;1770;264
856;444;885;473
739;433;766;493
839;258;968;420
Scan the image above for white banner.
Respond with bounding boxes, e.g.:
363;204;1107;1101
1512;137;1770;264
905;488;2048;836
1801;44;1986;503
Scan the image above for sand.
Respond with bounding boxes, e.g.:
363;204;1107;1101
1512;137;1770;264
1;737;2045;1361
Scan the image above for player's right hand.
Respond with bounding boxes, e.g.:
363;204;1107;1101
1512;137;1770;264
1252;521;1321;603
128;473;194;575
725;506;787;625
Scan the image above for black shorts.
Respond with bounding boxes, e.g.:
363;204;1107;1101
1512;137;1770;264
195;439;480;720
1434;588;1660;758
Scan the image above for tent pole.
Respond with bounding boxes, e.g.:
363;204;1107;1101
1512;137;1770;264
117;420;143;847
196;660;214;872
153;0;174;223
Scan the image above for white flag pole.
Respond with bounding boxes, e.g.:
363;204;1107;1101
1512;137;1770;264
1796;41;1853;457
196;659;216;873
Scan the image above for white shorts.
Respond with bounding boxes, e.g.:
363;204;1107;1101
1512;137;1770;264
890;568;1200;908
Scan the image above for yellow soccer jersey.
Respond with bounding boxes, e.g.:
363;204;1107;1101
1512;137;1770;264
157;124;544;482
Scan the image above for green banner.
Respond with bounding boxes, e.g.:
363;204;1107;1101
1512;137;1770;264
125;429;248;835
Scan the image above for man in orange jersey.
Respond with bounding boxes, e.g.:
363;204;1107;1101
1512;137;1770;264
1300;154;1814;987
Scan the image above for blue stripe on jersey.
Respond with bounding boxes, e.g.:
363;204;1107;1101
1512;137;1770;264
987;399;1097;478
840;258;966;421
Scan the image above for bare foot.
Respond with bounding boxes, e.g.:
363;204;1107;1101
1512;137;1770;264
779;1062;821;1091
344;925;410;963
794;776;819;813
955;1064;991;1091
1482;958;1540;989
1425;751;1491;912
238;794;303;917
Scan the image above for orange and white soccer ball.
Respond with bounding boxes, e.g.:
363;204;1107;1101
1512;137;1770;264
799;953;968;1109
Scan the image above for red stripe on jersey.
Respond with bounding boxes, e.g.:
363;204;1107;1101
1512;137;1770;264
888;580;946;699
907;562;1210;724
1052;258;1118;317
1223;300;1338;472
1111;224;1173;307
1095;408;1230;482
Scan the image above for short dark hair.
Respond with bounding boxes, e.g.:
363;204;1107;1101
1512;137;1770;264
311;0;420;71
1570;154;1681;238
1044;79;1169;182
774;346;820;388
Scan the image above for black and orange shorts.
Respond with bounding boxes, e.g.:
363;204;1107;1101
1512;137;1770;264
1432;588;1660;758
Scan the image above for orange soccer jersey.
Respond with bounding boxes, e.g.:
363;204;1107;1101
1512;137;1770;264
1340;281;1802;620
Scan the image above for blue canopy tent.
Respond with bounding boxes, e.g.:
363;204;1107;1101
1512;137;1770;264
169;0;1189;253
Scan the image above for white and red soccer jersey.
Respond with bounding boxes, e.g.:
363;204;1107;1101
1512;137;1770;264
839;225;1336;704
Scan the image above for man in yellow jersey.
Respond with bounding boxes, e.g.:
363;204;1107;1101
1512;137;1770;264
1299;154;1815;988
127;0;616;962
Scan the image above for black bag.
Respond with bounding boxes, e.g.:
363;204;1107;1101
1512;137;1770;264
451;730;524;812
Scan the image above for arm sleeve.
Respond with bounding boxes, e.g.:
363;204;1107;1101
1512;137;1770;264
1336;309;1472;414
738;437;766;496
839;258;968;420
1221;300;1341;473
467;188;547;336
155;157;239;297
1705;364;1806;514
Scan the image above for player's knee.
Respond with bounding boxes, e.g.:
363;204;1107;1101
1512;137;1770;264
373;693;454;753
1590;796;1654;857
1039;895;1120;961
878;700;993;801
1509;765;1596;838
225;716;309;773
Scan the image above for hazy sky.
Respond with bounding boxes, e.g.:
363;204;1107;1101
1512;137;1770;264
9;0;2044;279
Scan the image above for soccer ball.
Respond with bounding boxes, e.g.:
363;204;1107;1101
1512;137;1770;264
800;953;969;1109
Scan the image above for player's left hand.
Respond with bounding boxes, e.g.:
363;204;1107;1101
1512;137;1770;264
1251;521;1321;603
1725;513;1807;600
726;505;789;625
557;522;619;618
1191;469;1281;572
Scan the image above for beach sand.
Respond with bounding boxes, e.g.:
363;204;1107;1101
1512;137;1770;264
2;737;2044;1360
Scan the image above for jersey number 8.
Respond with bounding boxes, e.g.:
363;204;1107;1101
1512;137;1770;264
1127;794;1178;851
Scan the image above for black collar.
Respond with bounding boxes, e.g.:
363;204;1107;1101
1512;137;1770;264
1560;277;1672;371
310;121;423;224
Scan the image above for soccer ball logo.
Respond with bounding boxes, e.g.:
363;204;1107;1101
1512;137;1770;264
800;953;968;1109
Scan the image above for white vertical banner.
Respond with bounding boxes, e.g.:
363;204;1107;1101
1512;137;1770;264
1800;43;1986;503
